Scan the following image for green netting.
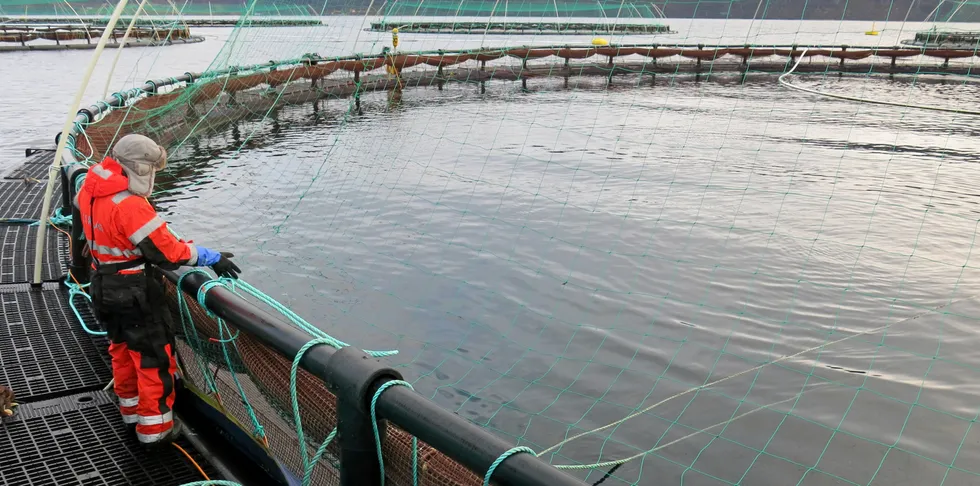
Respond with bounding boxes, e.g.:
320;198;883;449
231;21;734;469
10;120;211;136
35;0;980;485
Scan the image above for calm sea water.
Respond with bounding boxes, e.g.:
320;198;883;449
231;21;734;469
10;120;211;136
5;17;980;486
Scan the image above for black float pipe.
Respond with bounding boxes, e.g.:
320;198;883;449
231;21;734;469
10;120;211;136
164;268;333;362
377;386;584;486
167;268;384;484
162;268;586;486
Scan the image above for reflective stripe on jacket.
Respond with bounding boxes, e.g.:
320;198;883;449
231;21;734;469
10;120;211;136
77;157;198;273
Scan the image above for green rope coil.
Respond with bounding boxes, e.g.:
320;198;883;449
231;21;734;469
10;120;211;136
49;207;72;227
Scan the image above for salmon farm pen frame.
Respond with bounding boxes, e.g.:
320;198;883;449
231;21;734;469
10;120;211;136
34;41;980;486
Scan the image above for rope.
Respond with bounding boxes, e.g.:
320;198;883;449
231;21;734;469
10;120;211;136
537;322;892;457
551;394;803;471
291;338;340;486
778;48;980;116
176;269;221;397
48;207;73;227
31;0;130;286
484;446;536;486
0;209;69;227
188;274;398;358
65;277;106;336
370;380;418;486
179;269;266;443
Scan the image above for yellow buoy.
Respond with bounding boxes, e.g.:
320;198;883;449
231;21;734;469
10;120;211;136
392;27;399;49
592;37;609;46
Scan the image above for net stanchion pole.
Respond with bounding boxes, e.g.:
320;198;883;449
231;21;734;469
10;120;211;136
31;0;130;286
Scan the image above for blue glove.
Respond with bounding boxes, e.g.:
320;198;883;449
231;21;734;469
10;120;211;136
196;246;221;266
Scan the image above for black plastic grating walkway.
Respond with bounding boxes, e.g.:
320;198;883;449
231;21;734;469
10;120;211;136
3;151;54;180
0;391;217;486
0;287;111;401
0;181;56;220
0;152;61;220
0;225;68;284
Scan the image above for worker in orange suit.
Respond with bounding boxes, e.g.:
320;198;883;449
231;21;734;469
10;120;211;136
76;134;240;446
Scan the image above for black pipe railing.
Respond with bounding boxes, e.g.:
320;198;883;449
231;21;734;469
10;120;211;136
165;268;586;486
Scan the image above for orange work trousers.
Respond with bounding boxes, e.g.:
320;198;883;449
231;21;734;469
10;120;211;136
109;340;178;443
92;268;179;444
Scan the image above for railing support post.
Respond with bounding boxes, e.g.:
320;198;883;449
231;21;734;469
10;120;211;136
67;167;90;285
324;346;402;486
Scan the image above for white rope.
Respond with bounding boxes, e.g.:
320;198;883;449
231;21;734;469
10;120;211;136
777;48;980;116
31;0;131;285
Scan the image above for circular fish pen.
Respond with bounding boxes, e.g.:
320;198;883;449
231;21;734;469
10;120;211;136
51;33;980;486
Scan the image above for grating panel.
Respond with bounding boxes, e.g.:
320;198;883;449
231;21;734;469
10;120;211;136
3;151;53;180
0;287;104;338
0;288;110;400
0;225;68;284
0;391;218;486
0;345;110;402
3;150;54;179
0;329;107;368
3;164;51;182
0;153;63;219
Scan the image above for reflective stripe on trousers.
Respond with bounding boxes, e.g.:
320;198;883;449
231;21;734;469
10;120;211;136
118;396;139;408
137;424;176;444
137;411;173;426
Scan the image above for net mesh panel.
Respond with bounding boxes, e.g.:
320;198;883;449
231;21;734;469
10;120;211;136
162;276;483;486
37;0;980;485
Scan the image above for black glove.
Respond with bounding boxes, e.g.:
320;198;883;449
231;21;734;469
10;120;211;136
211;252;241;279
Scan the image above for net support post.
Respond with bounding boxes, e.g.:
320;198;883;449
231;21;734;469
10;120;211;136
323;346;403;486
67;166;90;285
58;167;72;218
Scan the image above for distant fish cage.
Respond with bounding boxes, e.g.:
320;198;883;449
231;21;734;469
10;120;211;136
0;16;324;28
901;29;980;48
0;23;204;51
368;21;675;35
0;23;193;42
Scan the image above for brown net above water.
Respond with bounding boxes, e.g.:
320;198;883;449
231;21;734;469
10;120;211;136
72;46;979;165
160;276;485;486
